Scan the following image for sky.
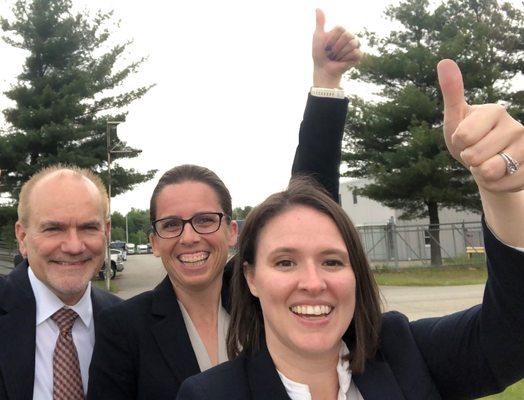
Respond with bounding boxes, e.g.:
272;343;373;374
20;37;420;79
0;0;522;215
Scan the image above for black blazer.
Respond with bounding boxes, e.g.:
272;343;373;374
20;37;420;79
0;261;121;400
87;94;349;400
177;221;524;400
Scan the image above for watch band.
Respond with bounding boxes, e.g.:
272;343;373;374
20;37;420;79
310;86;346;99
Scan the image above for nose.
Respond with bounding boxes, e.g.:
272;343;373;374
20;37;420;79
178;221;201;245
61;229;86;254
297;263;327;294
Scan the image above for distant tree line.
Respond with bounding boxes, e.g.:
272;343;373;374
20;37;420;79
111;208;150;245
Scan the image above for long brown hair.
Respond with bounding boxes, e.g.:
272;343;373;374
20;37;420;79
226;177;382;373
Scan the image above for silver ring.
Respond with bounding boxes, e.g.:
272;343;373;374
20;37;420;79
498;152;520;175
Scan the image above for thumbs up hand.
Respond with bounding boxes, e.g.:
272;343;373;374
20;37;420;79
312;9;362;88
437;59;523;193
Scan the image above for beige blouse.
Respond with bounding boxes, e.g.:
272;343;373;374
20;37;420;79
177;299;230;371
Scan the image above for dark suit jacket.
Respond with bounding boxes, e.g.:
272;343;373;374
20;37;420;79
86;94;349;399
177;221;524;400
0;261;121;400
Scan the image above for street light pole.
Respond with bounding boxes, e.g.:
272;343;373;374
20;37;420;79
105;120;123;290
104;120;141;291
125;214;129;244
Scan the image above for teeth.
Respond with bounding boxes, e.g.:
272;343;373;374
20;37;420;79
178;252;209;264
290;305;332;316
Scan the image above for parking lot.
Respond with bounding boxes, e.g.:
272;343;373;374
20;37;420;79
112;254;485;321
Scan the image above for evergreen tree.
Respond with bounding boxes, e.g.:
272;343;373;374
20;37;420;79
232;206;253;220
343;0;523;265
0;0;156;201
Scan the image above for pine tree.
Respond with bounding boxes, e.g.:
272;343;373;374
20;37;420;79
0;0;156;200
343;0;523;266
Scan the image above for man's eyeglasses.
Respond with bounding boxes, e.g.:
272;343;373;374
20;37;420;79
152;212;229;239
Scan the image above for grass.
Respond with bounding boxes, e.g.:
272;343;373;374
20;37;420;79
373;265;487;286
92;278;119;293
481;380;524;399
373;258;522;399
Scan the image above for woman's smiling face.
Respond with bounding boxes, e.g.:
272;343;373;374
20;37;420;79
150;181;237;292
245;205;356;360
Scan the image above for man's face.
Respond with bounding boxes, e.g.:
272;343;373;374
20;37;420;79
15;172;109;305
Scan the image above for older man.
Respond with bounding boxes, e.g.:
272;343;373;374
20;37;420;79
0;165;121;400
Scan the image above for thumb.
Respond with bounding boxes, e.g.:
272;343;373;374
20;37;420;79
437;59;467;135
315;8;325;34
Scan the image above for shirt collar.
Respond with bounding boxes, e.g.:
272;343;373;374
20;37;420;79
277;341;353;400
28;266;93;328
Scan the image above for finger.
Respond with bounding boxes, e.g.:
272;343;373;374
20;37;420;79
472;153;508;182
452;104;504;154
315;9;325;34
460;124;513;168
437;59;468;138
324;27;344;53
334;39;360;61
471;163;523;192
331;30;356;55
457;105;522;168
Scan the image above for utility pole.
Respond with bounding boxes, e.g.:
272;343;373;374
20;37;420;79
125;214;129;244
105;121;140;290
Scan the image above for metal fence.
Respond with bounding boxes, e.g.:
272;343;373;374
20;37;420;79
356;221;484;268
0;239;17;276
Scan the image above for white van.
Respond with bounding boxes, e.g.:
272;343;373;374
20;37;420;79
127;243;136;255
137;244;148;254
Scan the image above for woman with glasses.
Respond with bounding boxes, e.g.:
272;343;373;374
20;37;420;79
88;11;362;399
176;61;524;400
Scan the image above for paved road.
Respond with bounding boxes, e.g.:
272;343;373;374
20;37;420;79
113;254;485;321
380;284;484;320
111;254;165;299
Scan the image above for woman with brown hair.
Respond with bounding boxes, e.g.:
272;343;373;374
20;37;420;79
176;60;524;399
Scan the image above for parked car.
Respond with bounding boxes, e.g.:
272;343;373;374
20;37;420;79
99;249;125;280
137;244;148;254
110;241;127;261
127;243;136;255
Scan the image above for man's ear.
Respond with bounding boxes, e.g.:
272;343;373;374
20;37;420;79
15;221;28;257
105;218;111;239
243;261;258;297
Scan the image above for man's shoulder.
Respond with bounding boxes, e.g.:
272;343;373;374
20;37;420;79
91;284;122;309
0;262;34;308
96;289;156;322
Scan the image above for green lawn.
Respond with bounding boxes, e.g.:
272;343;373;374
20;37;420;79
92;278;118;293
481;380;524;399
373;265;487;286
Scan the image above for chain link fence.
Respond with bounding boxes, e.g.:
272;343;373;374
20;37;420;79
356;221;484;268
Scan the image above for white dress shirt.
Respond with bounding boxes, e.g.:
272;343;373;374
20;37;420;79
278;342;364;400
28;267;94;399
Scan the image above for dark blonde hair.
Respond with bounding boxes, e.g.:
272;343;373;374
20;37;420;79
226;177;382;373
17;164;109;224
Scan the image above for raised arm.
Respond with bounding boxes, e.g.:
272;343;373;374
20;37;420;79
291;9;362;202
438;59;524;247
411;59;524;399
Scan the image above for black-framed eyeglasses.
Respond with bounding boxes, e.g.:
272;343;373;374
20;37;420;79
152;212;230;239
